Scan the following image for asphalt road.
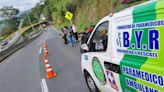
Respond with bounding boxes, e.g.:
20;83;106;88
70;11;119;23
40;27;89;92
0;31;43;92
0;26;89;92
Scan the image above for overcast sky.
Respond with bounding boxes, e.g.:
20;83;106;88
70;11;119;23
0;0;41;11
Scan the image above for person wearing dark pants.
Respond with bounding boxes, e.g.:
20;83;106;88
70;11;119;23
63;34;68;44
62;26;69;44
74;32;78;42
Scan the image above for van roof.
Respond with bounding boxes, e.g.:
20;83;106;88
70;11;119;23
111;0;158;18
122;0;157;11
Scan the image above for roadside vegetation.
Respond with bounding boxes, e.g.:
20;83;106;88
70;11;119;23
0;6;20;39
0;0;149;42
22;4;44;27
0;5;44;42
42;0;148;32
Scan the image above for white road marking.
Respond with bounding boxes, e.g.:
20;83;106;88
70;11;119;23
39;47;42;54
41;81;44;92
41;78;49;92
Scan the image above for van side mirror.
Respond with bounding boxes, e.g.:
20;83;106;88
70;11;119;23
80;44;89;53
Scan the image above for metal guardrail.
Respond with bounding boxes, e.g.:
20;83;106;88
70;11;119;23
0;31;43;62
0;34;21;52
0;21;48;52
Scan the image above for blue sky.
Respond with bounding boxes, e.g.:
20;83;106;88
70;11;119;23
0;0;41;11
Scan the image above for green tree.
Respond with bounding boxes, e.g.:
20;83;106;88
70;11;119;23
22;4;44;27
0;6;19;18
0;6;20;38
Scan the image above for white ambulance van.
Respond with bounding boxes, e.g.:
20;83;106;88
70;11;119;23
80;0;164;92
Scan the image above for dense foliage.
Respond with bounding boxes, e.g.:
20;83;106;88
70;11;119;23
0;6;20;38
22;4;44;27
25;0;149;32
1;18;19;37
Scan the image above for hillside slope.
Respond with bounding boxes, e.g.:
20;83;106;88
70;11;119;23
74;0;114;32
43;0;148;32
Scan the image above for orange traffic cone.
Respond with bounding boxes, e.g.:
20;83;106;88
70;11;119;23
44;59;57;79
44;50;49;56
43;44;47;49
43;40;47;45
45;63;51;68
44;56;47;60
44;59;49;64
42;40;47;47
43;47;47;51
46;65;57;79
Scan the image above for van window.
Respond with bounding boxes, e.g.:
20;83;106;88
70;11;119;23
89;21;109;52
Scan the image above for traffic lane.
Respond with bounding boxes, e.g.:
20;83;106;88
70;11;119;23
39;27;58;79
40;27;89;92
0;32;44;92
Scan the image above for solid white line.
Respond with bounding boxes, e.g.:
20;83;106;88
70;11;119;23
41;81;44;92
39;47;42;54
41;78;49;92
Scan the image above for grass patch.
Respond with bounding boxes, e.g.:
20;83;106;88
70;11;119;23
50;0;148;33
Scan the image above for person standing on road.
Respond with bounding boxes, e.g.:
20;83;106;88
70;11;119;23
62;26;69;44
72;24;79;42
67;26;77;47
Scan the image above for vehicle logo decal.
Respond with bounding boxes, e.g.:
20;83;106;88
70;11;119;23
106;70;118;91
92;57;106;85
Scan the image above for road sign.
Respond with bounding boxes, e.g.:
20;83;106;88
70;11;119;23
65;11;73;21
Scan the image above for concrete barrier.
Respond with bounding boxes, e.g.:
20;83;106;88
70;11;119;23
0;31;43;62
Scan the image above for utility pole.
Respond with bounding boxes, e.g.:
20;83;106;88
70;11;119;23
26;13;35;32
22;4;35;32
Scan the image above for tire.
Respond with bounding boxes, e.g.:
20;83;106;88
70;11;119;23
84;73;100;92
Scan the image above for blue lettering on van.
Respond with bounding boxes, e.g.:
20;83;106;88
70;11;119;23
126;78;159;92
117;29;160;51
117;20;164;30
122;66;164;87
149;29;160;50
135;30;143;49
117;49;158;58
84;55;88;60
123;32;130;48
117;32;122;47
